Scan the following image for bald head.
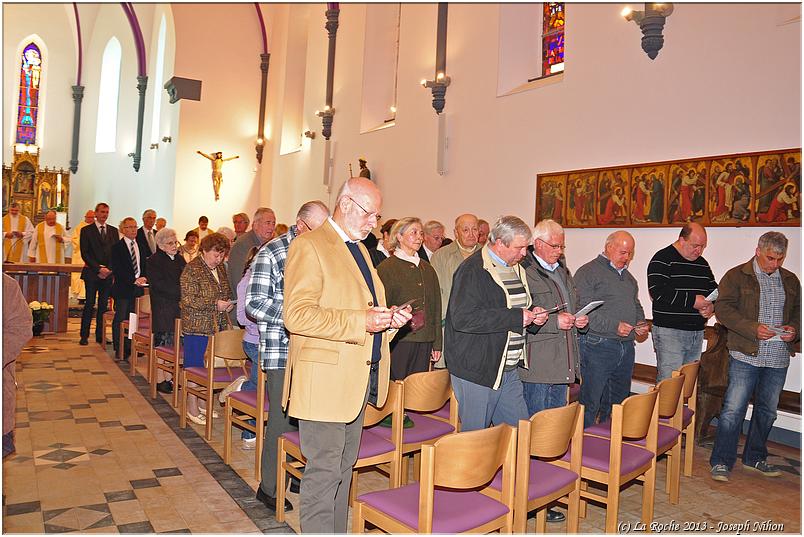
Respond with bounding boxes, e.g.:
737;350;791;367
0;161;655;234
45;211;57;226
454;213;479;249
84;210;96;224
605;230;635;270
335;177;382;241
675;222;707;261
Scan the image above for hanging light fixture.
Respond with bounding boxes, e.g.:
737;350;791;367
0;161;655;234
622;3;674;60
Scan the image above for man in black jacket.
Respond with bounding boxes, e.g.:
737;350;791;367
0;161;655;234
110;217;148;361
79;203;119;346
444;216;547;432
135;209;158;259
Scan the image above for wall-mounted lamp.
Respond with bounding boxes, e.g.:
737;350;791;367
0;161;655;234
162;136;172;143
150;143;159;150
390;106;397;114
255;137;265;164
315;106;335;140
420;72;451;115
622;3;674;60
304;130;316;140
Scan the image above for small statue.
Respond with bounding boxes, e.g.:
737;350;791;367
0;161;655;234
197;150;240;201
358;157;371;179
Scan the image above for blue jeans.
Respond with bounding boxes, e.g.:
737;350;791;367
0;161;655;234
450;370;529;432
579;334;635;428
652;325;704;382
241;341;260;440
710;357;787;470
522;382;568;417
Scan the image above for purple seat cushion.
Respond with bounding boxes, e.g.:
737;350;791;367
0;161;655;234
184;366;244;383
358;484;509;533
371;413;454;444
228;389;269;411
154;345;176;356
586;421;681;451
488;460;577;501
281;430;395;460
560;435;653;475
661;406;694;428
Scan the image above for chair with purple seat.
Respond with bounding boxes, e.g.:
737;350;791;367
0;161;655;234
585;375;686;505
373;369;459;484
486;401;583;533
353;423;517;534
130;294;153;379
275;381;404;524
555;390;659;533
149;318;182;408
224;364;268;480
179;328;249;440
671;360;699;477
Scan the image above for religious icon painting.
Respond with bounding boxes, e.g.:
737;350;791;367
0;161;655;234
708;157;754;225
535;174;567;225
755;151;801;225
667;161;708;225
597;168;629;226
566;172;597;226
627;165;668;225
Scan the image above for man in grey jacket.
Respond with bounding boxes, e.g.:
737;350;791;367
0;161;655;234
575;230;648;428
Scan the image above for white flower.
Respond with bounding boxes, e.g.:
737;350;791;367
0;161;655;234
29;301;41;310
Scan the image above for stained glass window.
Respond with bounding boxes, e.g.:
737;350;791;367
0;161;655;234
16;43;42;146
542;3;564;77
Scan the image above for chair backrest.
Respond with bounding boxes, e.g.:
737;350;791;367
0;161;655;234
653;374;686;420
527;401;583;459
364;381;403;427
208;328;248;364
427;423;515;490
402;369;452;412
675;360;700;403
136;294;151;316
617;390;659;441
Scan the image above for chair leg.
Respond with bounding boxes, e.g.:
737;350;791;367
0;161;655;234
223;404;232;465
579;481;588;519
668;443;682;505
179;371;188;429
172;360;180;408
536;507;548;533
412;452;421;482
352;499;365;533
605;480;621;533
401;455;410;485
349;469;359;507
683;423;695;477
149;354;157;400
567;484;581;533
204;384;213;440
276;440;287;523
642;463;657;526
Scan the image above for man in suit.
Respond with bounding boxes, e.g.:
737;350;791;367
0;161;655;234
136;208;157;259
282;177;412;533
110;217;148;361
79;202;119;346
416;219;445;263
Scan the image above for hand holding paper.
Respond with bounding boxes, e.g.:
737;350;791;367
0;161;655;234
575;300;604;317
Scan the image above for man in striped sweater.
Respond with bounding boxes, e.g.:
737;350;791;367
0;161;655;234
647;223;718;382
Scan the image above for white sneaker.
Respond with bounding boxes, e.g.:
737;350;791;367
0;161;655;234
219;375;249;403
187;412;206;425
241;437;257;450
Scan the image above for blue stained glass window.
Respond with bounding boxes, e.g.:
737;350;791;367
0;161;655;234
16;43;42;145
542;3;565;77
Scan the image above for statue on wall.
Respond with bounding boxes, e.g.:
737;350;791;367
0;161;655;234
38;181;52;213
197;150;240;201
358;157;371;179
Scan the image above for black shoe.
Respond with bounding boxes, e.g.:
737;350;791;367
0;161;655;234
156;380;173;394
546;508;566;523
289;480;300;494
256;488;293;512
79;338;88;346
95;336;103;344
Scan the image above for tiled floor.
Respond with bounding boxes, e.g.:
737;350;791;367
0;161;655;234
3;319;801;533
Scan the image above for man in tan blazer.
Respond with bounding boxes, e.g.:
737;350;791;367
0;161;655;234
283;177;411;533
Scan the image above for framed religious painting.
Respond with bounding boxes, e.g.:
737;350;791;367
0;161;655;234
565;171;597;226
667;160;708;225
597;168;629;226
708;157;753;225
535;174;567;225
754;151;800;225
628;165;668;225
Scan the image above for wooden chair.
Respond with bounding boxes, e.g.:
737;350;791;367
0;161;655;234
179;328;249;440
672;360;700;477
556;390;659;533
149;318;182;408
101;297;115;347
586;375;686;505
487;402;584;533
371;369;459;484
353;423;517;534
224;365;268;480
276;381;404;523
129;294;152;378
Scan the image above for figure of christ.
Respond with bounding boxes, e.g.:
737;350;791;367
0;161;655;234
633;176;650;222
758;183;798;223
197;150;240;201
678;170;698;222
600;187;625;225
551;183;564;222
572;179;585;223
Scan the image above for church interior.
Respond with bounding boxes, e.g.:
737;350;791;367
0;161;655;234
2;2;801;534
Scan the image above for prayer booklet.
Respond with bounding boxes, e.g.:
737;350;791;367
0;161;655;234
575;300;604;316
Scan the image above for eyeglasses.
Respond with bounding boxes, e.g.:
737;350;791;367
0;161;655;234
348;196;382;221
299;218;311;230
537;238;566;250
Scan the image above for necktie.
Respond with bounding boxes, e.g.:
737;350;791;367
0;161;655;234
100;225;106;240
147;229;156;253
129;240;139;277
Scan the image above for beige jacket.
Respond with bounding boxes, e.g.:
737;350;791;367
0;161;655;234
3;275;32;434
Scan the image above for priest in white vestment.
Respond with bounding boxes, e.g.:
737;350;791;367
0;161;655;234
27;210;70;264
3;202;34;262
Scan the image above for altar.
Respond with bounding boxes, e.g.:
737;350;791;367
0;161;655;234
3;262;82;333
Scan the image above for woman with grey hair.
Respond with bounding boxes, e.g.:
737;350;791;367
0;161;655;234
377;217;443;381
146;227;187;394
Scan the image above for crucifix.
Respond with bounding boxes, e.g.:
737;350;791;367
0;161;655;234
197;150;239;201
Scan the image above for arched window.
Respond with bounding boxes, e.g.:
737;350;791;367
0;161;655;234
16;42;42;146
96;37;122;153
151;15;167;143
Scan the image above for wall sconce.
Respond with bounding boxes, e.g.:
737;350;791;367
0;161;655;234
162;136;172;143
622;3;674;60
150;143;159;150
255;137;265;164
420;72;451;114
315;106;335;140
304;130;316;140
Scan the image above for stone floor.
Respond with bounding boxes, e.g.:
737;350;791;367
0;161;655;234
2;319;801;533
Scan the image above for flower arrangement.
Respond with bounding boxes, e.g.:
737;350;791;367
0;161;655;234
29;301;54;324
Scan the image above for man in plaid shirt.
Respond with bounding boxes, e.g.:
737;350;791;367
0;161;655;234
245;200;329;513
